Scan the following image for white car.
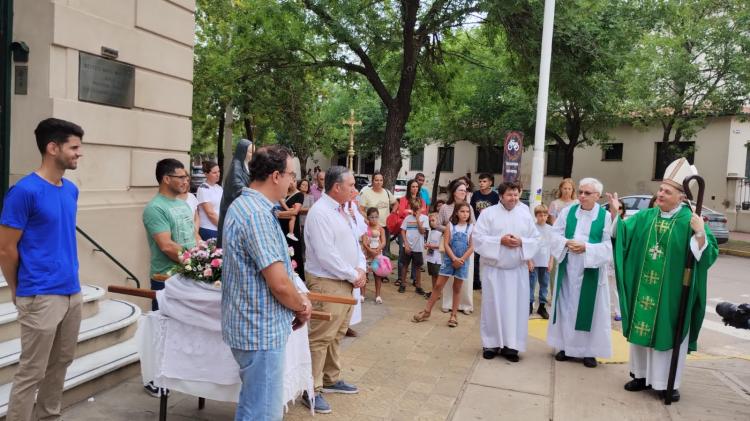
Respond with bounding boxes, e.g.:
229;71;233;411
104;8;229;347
393;178;408;199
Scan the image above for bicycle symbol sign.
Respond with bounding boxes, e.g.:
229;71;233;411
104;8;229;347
507;138;520;152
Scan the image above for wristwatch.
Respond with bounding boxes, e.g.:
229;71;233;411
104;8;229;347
695;231;705;239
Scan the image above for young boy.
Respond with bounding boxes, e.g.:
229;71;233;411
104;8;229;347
400;199;429;295
470;173;500;290
529;204;553;319
423;212;443;299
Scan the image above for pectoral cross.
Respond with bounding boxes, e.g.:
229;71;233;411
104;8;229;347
639;296;656;311
342;109;362;172
642;270;660;285
648;244;663;261
634;321;652;337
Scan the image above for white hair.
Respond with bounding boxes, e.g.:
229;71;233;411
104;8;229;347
579;177;603;194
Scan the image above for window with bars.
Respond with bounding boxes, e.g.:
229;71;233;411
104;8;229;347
409;148;424;171
602;143;623;161
546;144;566;176
438;147;454;172
476;146;503;173
654;142;695;180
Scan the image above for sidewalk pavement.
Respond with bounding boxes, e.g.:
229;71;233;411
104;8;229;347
64;281;750;420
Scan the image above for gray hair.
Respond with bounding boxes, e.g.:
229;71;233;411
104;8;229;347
579;177;603;194
325;166;351;192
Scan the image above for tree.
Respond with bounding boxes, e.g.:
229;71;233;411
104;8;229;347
489;0;649;178
282;0;485;187
622;0;750;150
406;28;533;198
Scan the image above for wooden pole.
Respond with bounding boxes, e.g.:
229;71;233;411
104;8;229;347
665;174;705;405
107;285;334;321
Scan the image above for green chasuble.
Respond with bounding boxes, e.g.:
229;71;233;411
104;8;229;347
614;206;718;352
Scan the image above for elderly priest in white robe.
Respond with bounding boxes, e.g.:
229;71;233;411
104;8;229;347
474;181;540;362
547;177;613;368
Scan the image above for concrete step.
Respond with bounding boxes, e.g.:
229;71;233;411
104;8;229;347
0;276;7;303
0;299;140;385
0;284;104;342
0;334;140;418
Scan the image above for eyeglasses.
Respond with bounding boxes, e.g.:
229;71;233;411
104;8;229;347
280;170;296;178
456;189;467;193
367;215;379;219
578;190;596;196
167;174;189;180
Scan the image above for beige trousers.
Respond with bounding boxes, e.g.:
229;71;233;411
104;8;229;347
7;293;83;421
306;274;353;392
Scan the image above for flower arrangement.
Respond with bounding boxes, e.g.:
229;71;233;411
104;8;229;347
172;238;223;287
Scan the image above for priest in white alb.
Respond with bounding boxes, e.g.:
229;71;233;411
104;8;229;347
547;177;613;368
474;181;540;362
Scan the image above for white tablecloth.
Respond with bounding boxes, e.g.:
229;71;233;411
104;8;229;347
137;275;314;410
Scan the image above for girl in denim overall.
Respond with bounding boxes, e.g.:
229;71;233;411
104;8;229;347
412;203;474;327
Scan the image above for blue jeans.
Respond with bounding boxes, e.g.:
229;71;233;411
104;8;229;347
231;347;285;421
529;267;549;304
150;279;165;311
396;236;417;281
199;227;218;241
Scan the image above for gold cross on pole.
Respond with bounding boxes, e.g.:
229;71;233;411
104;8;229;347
342;109;362;172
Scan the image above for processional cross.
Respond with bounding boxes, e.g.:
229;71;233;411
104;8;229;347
342;109;362;172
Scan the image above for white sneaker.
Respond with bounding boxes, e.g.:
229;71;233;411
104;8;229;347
359;296;365;303
286;233;299;242
375;296;383;304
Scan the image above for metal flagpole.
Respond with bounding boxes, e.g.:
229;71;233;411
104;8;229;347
528;0;556;212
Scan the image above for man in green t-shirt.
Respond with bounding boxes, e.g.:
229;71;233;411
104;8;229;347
142;159;198;307
141;158;199;398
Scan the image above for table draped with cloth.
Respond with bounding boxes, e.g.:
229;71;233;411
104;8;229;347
136;274;314;411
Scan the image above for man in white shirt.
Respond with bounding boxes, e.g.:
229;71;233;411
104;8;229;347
303;166;366;414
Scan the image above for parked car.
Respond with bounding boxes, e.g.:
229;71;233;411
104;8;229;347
606;194;729;244
393;178;408;199
354;174;370;192
190;165;206;193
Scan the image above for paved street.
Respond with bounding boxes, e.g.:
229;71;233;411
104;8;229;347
64;254;750;420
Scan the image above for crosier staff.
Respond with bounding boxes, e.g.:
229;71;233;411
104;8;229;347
665;174;704;405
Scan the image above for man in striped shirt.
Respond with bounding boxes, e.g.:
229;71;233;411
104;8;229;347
221;145;312;421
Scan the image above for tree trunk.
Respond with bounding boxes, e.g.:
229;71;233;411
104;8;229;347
222;102;234;178
562;142;576;178
298;152;308;179
431;146;448;210
243;115;254;142
216;113;225;172
380;107;408;190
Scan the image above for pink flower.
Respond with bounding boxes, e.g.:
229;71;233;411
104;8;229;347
210;258;222;268
203;267;213;277
291;260;298;270
181;251;191;262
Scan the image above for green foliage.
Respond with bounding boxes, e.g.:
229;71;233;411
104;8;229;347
621;0;750;143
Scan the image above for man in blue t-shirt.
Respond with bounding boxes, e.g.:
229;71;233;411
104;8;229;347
415;172;431;207
0;118;84;421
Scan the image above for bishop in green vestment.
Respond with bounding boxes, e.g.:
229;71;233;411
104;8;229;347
609;158;718;402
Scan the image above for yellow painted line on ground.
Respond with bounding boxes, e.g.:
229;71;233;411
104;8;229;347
528;319;750;364
528;318;629;364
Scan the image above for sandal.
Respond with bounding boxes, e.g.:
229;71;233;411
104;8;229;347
412;310;431;323
394;280;402;286
448;316;458;328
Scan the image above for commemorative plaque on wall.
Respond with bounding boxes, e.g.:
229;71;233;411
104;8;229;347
78;52;135;108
